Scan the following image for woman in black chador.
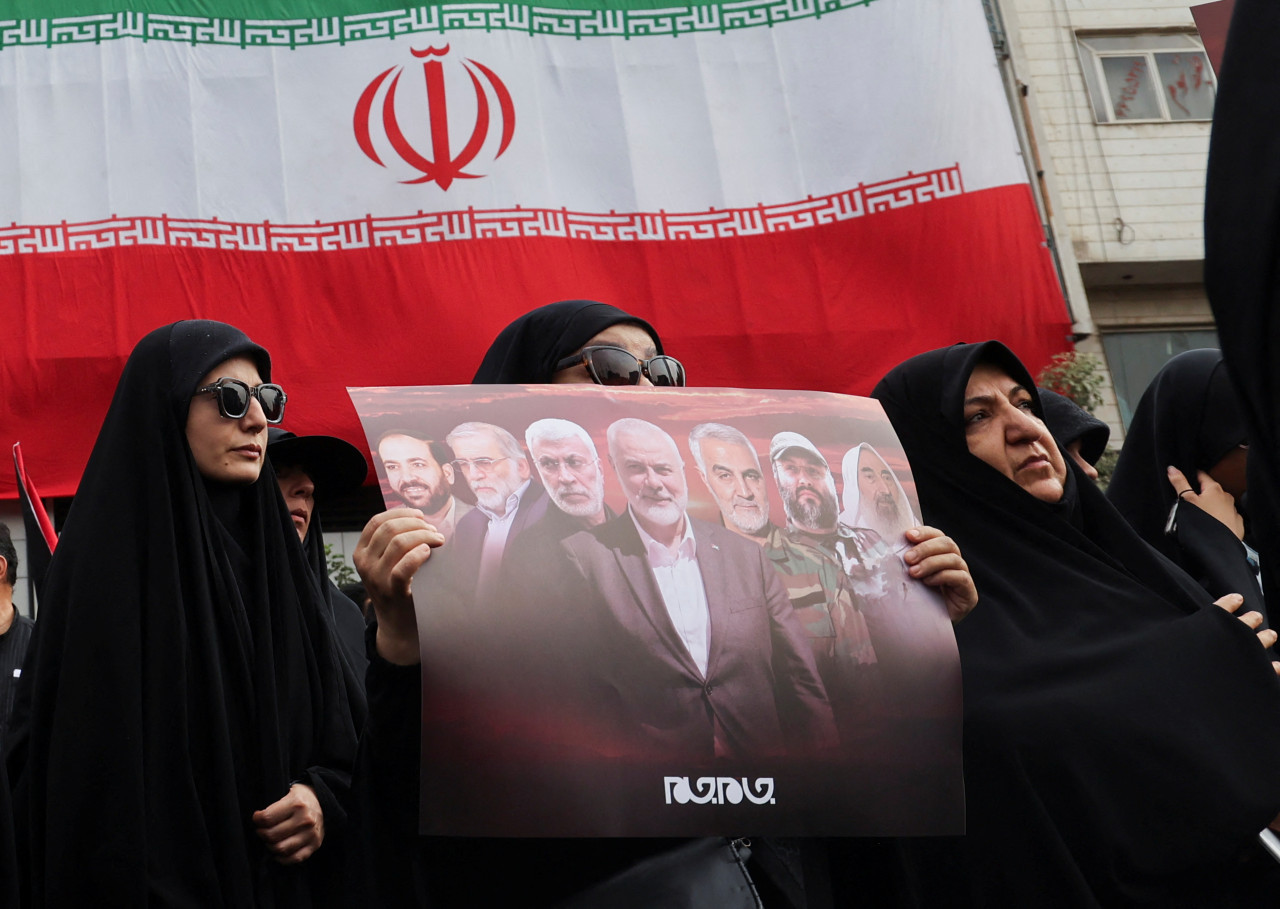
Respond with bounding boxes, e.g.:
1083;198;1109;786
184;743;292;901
353;300;715;908
8;320;362;907
355;300;977;908
874;340;1280;907
1106;350;1263;619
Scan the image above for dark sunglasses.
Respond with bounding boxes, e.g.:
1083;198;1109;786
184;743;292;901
194;377;288;424
554;346;686;387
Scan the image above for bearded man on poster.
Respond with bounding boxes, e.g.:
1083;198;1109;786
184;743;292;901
560;417;838;762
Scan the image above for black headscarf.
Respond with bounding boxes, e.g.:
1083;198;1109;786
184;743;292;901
1038;387;1109;466
298;511;370;689
13;321;362;907
267;428;371;684
1105;350;1261;616
357;304;721;906
874;341;1280;906
1107;350;1248;550
471;300;663;383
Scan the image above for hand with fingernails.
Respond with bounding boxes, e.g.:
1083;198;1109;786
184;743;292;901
1167;465;1245;541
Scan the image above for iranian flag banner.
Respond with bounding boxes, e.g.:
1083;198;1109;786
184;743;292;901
0;0;1069;498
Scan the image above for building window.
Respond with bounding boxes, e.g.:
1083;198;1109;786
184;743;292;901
1101;329;1220;430
1077;34;1216;124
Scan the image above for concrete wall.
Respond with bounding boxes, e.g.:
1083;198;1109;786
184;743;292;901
996;0;1218;444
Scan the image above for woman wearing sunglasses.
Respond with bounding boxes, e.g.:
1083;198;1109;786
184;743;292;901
471;298;686;386
10;320;362;907
354;301;748;908
354;301;976;908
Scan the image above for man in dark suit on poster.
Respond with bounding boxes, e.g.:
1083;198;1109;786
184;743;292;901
444;420;548;605
561;417;837;763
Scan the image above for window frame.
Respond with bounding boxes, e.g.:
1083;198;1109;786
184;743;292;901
1100;328;1221;431
1076;32;1216;125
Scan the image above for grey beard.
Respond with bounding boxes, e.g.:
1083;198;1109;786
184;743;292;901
554;486;605;519
729;503;769;534
872;500;912;544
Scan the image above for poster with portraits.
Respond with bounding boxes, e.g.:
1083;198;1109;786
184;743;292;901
349;385;962;837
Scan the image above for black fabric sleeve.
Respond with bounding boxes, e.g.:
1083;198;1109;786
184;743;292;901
1171;500;1267;624
346;621;427;908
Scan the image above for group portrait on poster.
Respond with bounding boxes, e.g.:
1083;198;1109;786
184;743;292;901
351;385;962;838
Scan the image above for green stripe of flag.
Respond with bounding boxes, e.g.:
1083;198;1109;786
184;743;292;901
2;0;874;48
11;0;725;14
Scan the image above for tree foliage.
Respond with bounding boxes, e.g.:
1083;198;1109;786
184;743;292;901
1036;351;1106;414
324;543;357;587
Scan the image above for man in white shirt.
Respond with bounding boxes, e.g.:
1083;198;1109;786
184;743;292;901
445;421;547;604
560;417;838;762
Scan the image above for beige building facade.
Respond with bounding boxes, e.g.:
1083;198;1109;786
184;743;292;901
990;0;1219;439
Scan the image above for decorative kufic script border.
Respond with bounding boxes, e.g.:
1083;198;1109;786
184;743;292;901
0;0;878;49
0;165;962;255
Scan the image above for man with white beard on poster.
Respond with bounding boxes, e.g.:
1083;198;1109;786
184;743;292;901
837;442;959;731
446;421;547;604
498;418;618;642
526;418;613;529
560;418;838;762
500;417;618;593
839;443;917;555
689;422;774;542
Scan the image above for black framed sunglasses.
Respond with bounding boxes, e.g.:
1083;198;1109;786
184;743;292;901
194;377;288;424
554;346;686;387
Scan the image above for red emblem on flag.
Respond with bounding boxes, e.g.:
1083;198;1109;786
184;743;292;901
354;45;516;190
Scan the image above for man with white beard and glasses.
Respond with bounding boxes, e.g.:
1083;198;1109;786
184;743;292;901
445;421;547;604
560;417;837;761
376;431;472;543
689;422;773;541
